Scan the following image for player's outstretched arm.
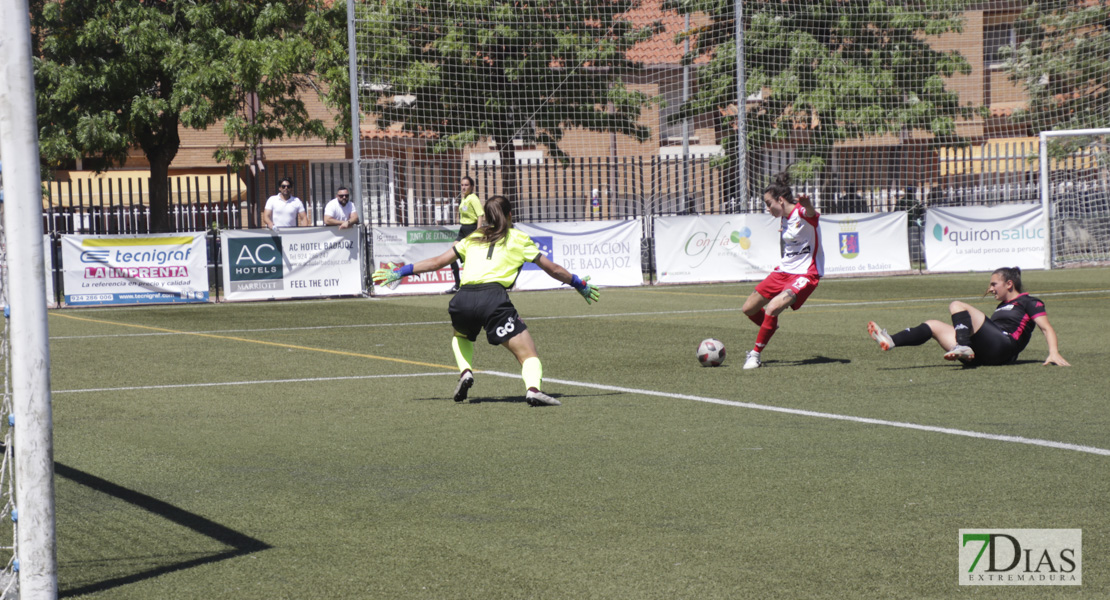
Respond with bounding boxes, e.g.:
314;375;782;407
534;254;600;304
796;193;817;218
1034;314;1071;366
372;248;458;285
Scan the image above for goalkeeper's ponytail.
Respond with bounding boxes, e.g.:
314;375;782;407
478;195;513;247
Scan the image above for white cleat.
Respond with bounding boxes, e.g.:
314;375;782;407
743;350;762;370
453;370;474;402
943;345;975;362
526;388;561;407
867;321;895;351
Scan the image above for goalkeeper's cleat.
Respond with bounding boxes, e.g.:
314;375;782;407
867;321;895;351
743;350;762;370
526;387;560;407
943;345;975;362
453;370;474;403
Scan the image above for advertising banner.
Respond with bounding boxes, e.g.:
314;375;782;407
925;203;1046;272
515;220;642;290
221;227;362;301
45;235;56;307
370;226;458;295
61;232;209;306
653;214;781;283
819;212;911;276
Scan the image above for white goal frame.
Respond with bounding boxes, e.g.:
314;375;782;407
1039;128;1110;269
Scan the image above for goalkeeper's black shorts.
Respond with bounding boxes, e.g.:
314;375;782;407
448;282;528;345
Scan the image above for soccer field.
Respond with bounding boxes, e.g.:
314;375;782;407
46;268;1109;598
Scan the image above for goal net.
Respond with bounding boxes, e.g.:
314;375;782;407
0;188;17;599
1042;130;1110;268
348;0;1109;231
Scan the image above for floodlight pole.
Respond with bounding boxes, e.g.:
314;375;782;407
0;0;59;598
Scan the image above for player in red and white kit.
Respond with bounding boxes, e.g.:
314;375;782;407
740;171;824;369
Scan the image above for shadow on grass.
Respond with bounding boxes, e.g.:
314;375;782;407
55;462;271;598
765;355;851;367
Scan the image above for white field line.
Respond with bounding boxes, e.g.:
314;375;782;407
47;288;1110;340
481;370;1110;457
52;372;453;394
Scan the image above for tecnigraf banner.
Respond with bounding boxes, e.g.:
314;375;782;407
819;212;911;276
925;203;1046;272
221;227;362;300
653;214;781;283
61;232;209;306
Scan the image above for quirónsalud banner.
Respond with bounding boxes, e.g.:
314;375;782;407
925;203;1046;272
515;220;642;290
819;212;911;276
60;232;209;306
221;227;362;301
653;214;781;283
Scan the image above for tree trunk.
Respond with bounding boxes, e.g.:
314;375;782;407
148;156;172;233
497;141;519;213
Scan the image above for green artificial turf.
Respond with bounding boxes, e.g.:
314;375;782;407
40;268;1110;598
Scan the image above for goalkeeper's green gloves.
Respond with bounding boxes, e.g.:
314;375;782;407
372;262;413;288
570;274;600;305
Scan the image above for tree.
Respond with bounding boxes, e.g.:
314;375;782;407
358;0;659;205
33;0;349;232
1005;0;1110;153
663;0;976;196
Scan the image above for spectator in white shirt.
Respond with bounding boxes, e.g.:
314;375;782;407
262;178;308;230
323;186;359;229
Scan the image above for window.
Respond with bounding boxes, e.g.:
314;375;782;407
984;23;1017;69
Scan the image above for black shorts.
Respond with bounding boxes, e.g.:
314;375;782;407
448;283;528;345
969;318;1020;366
455;223;478;242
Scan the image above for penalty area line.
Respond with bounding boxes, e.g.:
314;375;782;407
53;372;454;394
481;371;1110;457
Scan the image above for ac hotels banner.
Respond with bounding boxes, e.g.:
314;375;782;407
221;227;362;300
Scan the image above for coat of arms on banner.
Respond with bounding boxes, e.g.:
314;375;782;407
839;219;860;259
523;236;553;270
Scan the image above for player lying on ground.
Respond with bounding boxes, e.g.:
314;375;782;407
373;195;601;406
867;266;1070;366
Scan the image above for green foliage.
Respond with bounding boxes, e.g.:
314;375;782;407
33;0;350;231
664;0;976;188
1006;0;1110;155
358;0;660;164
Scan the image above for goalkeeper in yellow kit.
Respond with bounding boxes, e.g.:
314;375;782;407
373;195;600;407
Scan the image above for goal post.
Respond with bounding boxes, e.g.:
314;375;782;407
0;0;59;597
1039;129;1110;269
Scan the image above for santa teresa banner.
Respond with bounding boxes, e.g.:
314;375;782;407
60;232;209;306
925;203;1046;272
221;227;362;300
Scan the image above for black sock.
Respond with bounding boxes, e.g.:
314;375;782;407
891;323;932;347
451;261;460;284
951;311;973;346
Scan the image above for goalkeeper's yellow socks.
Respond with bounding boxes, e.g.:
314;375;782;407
451;336;474;372
521;356;543;391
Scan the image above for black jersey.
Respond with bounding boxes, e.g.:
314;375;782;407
989;293;1046;356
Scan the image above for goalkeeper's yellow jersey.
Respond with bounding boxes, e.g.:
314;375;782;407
453;228;541;288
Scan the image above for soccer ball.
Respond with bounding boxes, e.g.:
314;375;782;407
697;338;726;367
